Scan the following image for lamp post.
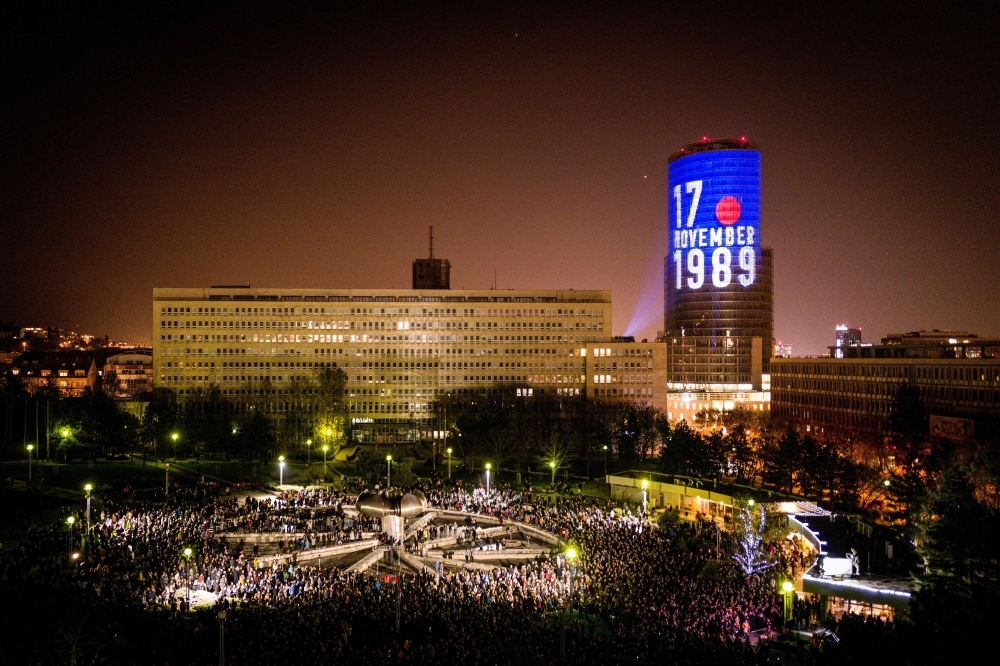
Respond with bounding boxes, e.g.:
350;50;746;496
183;547;193;608
561;546;579;662
278;456;285;487
171;432;179;458
641;479;649;516
165;463;170;496
781;579;795;625
447;447;453;479
217;610;226;666
322;445;329;480
306;438;312;466
84;484;93;533
26;444;34;483
602;445;608;477
66;516;75;560
549;460;557;485
485;463;491;495
386;454;392;488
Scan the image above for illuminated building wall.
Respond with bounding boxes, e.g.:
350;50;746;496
663;138;773;392
152;287;611;442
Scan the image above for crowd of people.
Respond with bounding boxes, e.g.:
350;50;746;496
1;479;827;665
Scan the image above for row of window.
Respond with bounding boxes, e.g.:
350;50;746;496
161;304;605;316
161;319;605;333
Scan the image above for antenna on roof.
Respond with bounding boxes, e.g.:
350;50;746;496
428;226;434;260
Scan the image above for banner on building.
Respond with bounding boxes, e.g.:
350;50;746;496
929;415;975;441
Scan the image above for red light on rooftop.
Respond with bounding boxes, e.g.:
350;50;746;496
701;136;709;142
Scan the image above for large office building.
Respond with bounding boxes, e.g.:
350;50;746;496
152;286;615;442
661;137;773;420
771;331;1000;441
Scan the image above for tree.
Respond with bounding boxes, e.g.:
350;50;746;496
891;384;924;460
141;395;178;457
911;466;1000;651
235;410;275;462
390;458;417;489
314;367;348;450
764;426;801;493
101;369;121;399
354;448;383;484
731;502;777;577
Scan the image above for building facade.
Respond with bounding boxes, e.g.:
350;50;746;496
660;137;774;421
153;286;612;442
771;355;1000;440
583;339;667;412
104;351;153;398
6;354;99;397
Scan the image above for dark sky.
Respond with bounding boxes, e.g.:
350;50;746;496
3;1;999;354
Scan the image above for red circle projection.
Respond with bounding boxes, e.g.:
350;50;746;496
715;196;741;226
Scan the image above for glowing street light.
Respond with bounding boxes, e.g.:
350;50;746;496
66;515;75;559
781;579;795;622
306;438;312;466
748;498;755;507
561;545;580;661
165;462;170;496
171;432;179;459
386;454;392;488
549;460;557;485
602;444;608;477
84;483;93;533
322;444;330;479
485;462;492;495
278;455;285;486
182;547;194;607
447;447;453;479
641;479;649;515
26;444;34;483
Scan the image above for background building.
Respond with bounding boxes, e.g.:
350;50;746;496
412;226;451;290
772;330;1000;440
584;338;666;411
661;137;773;419
153;286;611;443
834;325;863;358
103;350;153;398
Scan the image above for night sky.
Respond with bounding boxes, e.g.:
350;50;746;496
3;2;999;354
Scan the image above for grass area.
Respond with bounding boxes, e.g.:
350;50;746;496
0;460;200;493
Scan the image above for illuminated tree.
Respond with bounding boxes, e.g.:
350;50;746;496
732;503;775;577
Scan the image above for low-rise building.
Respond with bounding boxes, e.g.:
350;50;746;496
103;350;153;398
771;331;1000;440
5;353;99;397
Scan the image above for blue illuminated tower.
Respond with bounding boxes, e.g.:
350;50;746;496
662;138;773;392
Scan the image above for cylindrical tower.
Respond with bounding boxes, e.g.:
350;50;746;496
663;138;773;390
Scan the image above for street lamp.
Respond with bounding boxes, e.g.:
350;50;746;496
26;444;34;483
278;456;285;486
306;438;312;466
66;516;75;560
165;462;170;496
386;454;392;488
485;463;492;495
549;460;557;485
602;445;608;477
84;484;93;533
561;546;579;661
183;547;194;608
781;579;795;623
447;447;453;479
171;432;179;459
322;444;329;479
217;611;227;666
641;479;649;516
